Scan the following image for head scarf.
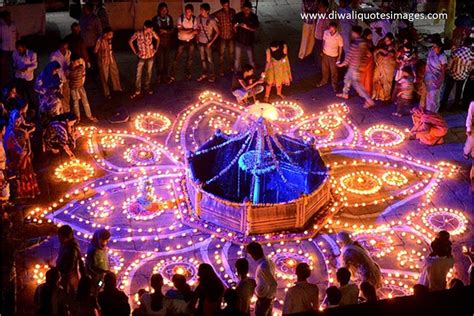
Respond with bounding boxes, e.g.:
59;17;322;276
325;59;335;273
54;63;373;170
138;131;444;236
88;228;111;252
4;109;21;141
38;61;62;90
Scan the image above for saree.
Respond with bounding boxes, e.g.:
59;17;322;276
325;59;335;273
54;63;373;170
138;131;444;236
360;52;375;96
339;241;383;288
410;108;448;145
373;47;396;101
5;127;40;199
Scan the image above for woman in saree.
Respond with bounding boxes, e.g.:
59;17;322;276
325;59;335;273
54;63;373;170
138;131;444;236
35;61;63;125
337;231;382;289
424;39;447;113
360;28;375;96
372;33;397;101
410;107;448;145
4;109;40;199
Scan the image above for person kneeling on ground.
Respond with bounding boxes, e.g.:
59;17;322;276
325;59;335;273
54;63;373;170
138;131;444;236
231;64;264;105
410;107;448;145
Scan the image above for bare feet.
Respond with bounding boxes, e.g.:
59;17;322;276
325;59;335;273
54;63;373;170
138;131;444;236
336;93;349;99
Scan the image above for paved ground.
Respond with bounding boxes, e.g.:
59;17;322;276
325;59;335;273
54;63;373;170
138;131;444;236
8;1;473;314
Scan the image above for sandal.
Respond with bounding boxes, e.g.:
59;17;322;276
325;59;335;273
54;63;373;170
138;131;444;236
130;91;141;99
336;93;349;99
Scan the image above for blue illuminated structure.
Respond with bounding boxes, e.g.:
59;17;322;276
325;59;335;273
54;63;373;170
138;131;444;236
188;116;328;205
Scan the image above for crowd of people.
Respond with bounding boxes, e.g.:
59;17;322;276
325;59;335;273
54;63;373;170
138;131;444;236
0;0;473;314
31;225;473;316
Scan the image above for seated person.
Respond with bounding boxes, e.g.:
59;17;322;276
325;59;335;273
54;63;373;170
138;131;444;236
231;64;264;105
410;107;448;145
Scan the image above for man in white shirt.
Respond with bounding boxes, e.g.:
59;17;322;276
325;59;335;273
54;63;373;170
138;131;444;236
317;21;343;92
246;241;277;316
0;11;18;87
170;4;197;82
419;239;454;291
282;263;319;315
336;267;359;306
13;40;38;110
464;101;474;192
50;40;71;113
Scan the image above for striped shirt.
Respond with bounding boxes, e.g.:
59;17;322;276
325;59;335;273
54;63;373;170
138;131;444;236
95;36;114;65
342;37;369;71
397;77;414;100
448;46;473;81
130;30;159;59
69;60;86;89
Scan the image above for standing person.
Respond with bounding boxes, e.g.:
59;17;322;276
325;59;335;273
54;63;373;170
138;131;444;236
215;289;247;316
246;241;277;316
165;274;196;315
231;64;264;104
98;272;131;316
12;40;38;112
313;0;329;71
0;11;18;88
325;286;342;309
152;2;174;84
94;27;122;99
65;23;90;68
441;38;473;111
129;20;159;99
337;231;382;288
337;0;355;57
336;267;359;306
0;120;8;202
282;263;319;315
213;0;236;76
233;1;259;71
140;273;172;315
50;40;71;113
298;0;318;60
359;281;377;303
72;276;100;316
34;267;70;316
424;39;447;113
235;258;256;315
86;228;111;293
336;26;375;108
372;33;397;102
79;3;102;72
393;66;415;117
56;225;86;297
196;3;220;83
69;54;97;122
194;263;225;316
4;109;39;199
170;4;197;83
35;62;63;124
317;21;343;92
419;237;455;291
360;28;375;97
263;40;292;102
464;101;474;192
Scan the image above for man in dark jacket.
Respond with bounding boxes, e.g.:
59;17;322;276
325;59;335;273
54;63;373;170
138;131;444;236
56;225;86;296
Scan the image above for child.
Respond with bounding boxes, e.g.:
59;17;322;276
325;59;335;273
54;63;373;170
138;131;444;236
393;66;415;117
235;258;256;315
69;54;98;122
94;27;122;99
263;40;292;102
231;64;264;105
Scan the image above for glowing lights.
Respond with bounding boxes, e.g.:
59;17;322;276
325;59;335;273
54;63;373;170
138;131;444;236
382;171;408;187
54;159;95;183
422;208;468;236
153;257;200;286
317;112;343;130
100;135;125;149
273;101;304;122
364;125;406;147
246;102;280;121
32;264;49;285
339;171;382;195
134;112;171;134
123;144;162;166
